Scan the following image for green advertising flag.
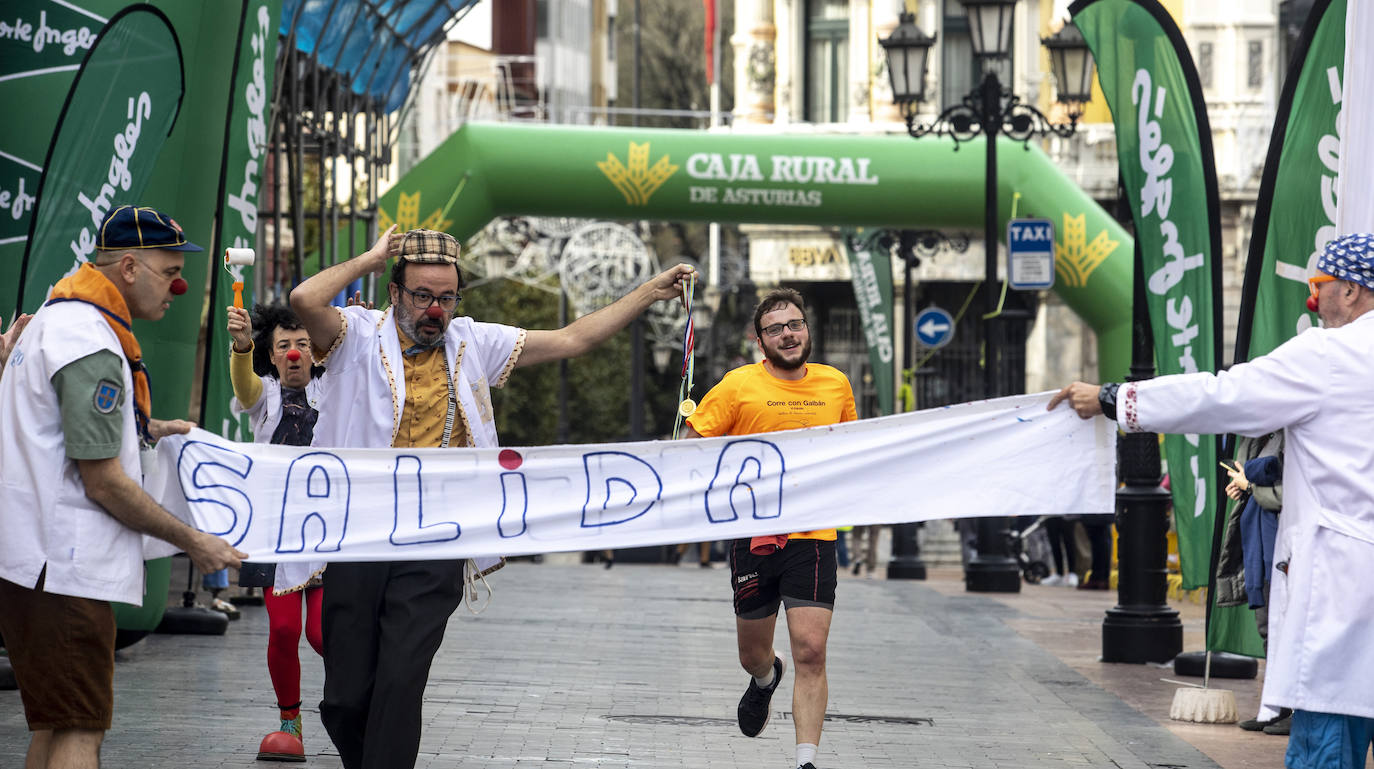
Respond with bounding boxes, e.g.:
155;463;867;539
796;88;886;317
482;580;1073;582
0;1;107;319
202;0;282;441
1071;0;1223;589
1212;0;1346;659
843;228;896;415
14;5;184;313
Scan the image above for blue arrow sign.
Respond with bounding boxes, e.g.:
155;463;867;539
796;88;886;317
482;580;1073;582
914;306;954;349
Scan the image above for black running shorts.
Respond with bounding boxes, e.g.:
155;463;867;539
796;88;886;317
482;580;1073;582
728;538;837;619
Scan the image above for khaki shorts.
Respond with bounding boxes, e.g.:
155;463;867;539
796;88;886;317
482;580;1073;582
0;572;115;731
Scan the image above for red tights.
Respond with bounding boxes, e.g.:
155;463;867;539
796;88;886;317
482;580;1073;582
264;586;324;711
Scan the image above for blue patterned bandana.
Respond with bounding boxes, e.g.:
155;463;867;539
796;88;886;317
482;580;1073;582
1316;233;1374;290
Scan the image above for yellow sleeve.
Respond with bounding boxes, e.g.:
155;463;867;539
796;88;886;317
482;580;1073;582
230;343;263;409
685;368;740;437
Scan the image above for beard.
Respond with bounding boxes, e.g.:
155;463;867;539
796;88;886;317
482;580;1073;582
397;308;446;348
762;335;811;371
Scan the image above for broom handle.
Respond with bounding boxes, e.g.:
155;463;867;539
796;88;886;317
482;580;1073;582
1203;650;1212;688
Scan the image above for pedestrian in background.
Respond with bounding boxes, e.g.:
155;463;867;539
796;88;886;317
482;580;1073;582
1217;430;1290;735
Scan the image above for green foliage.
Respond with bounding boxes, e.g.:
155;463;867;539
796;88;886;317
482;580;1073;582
461;278;682;447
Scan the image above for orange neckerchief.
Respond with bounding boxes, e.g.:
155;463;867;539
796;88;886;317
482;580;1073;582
46;263;152;442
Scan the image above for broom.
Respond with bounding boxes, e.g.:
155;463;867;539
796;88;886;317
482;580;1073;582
1165;651;1238;723
1165;456;1245;724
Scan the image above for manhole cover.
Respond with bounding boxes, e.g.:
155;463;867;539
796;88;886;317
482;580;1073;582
605;713;932;727
605;715;735;726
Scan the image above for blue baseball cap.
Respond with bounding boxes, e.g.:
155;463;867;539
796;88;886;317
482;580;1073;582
97;205;203;252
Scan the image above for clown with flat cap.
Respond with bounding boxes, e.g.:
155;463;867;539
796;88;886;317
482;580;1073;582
1050;233;1374;768
0;205;246;769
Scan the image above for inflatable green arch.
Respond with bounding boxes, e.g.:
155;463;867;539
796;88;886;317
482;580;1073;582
365;122;1133;381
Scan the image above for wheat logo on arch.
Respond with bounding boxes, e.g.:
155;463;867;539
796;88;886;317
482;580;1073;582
378;190;454;233
598;142;679;206
1056;212;1119;288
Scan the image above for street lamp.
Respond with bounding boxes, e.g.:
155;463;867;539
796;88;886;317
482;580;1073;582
880;6;1095;593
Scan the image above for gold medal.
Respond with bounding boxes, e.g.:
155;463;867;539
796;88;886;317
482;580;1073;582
678;398;697;417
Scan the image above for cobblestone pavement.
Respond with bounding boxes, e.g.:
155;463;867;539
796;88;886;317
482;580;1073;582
1;560;1271;768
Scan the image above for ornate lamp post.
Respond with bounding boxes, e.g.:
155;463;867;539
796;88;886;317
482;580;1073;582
881;5;1094;593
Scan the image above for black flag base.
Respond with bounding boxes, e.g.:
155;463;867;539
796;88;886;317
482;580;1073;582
154;556;230;636
1173;650;1258;679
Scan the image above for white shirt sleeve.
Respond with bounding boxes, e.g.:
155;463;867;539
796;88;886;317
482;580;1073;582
1123;329;1327;437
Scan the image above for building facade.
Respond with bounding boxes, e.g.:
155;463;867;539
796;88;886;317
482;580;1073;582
735;0;1285;414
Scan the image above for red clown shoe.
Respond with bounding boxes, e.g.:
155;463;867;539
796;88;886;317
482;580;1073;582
257;729;305;762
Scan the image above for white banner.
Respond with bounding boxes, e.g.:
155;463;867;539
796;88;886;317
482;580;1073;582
151;392;1115;562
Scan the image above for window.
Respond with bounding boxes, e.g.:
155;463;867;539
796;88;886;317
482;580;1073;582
1198;42;1213;89
804;0;849;123
941;0;1011;110
1248;40;1263;88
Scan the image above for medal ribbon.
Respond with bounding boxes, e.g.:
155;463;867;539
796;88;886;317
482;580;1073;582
672;273;697;439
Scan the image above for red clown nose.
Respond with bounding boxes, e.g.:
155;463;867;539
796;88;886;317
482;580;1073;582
1306;295;1319;312
424;305;444;320
169;278;188;295
286;349;302;362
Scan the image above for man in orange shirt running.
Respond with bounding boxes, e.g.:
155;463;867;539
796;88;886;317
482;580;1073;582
683;287;857;769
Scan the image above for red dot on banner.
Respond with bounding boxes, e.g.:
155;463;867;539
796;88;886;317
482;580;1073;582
498;449;523;470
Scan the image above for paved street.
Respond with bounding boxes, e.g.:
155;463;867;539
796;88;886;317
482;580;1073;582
1;557;1286;768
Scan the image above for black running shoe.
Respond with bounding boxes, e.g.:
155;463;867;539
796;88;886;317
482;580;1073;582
737;656;785;737
798;764;818;769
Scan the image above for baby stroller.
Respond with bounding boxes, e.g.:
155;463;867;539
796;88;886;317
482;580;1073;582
1004;517;1054;584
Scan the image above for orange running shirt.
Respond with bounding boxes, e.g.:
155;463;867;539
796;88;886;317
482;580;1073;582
686;361;857;540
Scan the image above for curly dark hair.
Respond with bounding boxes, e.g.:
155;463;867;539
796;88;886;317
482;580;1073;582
249;303;323;380
752;287;807;338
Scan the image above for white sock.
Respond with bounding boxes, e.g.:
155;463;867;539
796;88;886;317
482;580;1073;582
795;743;817;767
752;655;776;688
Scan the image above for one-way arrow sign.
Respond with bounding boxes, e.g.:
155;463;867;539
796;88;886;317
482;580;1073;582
914;306;955;349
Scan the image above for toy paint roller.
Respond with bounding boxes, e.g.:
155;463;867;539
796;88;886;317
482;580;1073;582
224;248;255;308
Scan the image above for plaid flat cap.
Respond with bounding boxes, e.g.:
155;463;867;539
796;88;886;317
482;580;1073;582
1316;233;1374;291
390;228;460;264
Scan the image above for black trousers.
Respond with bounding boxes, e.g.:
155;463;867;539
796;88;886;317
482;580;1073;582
319;559;463;769
1083;520;1113;584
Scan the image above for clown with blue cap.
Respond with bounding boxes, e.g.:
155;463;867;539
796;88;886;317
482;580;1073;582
0;205;246;769
1048;232;1374;768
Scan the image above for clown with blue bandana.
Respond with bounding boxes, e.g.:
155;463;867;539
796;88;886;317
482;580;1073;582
1049;233;1374;769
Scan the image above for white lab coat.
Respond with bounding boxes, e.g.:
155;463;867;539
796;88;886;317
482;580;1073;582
311;306;524;452
1119;310;1374;720
311;305;525;575
0;303;154;605
232;374;327;593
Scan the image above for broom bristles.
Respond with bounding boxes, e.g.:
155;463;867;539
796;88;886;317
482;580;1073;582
1169;687;1238;723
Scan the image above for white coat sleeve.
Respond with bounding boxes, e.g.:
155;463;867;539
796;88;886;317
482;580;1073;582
465;319;525;388
314;305;377;370
1121;329;1328;437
